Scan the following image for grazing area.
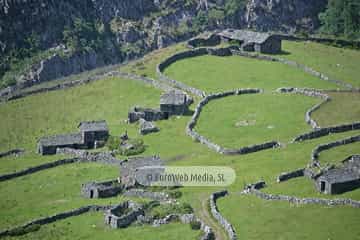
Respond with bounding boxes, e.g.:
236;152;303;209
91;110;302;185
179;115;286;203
163;54;341;93
0;37;359;240
217;194;360;240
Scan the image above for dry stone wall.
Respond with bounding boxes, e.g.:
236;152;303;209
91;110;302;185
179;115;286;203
0;204;113;238
1;71;175;103
277;169;305;182
0;149;25;158
311;135;360;166
293;122;360;142
248;188;360;208
209;190;237;240
0;148;123;182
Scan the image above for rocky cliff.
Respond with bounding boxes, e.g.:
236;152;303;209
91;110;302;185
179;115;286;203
0;0;328;89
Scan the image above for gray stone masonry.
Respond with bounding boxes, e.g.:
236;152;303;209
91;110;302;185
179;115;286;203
248;187;360;208
293;122;360;142
81;179;123;199
0;204;113;238
104;201;145;228
0;149;25;158
277;169;305;183
139;119;159;135
209;190;237;240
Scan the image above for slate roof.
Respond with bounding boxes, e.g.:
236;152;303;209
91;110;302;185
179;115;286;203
160;90;186;106
78;120;108;132
38;133;83;147
319;157;360;184
218;29;272;44
120;156;163;177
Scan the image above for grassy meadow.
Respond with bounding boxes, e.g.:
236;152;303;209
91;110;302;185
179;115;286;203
0;40;359;239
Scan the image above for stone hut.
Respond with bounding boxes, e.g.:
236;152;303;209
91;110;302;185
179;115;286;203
81;180;123;199
37;120;109;155
104;201;144;228
160;90;189;116
315;155;360;194
78;120;109;148
128;106;165;123
217;29;282;54
120;156;163;188
37;133;84;155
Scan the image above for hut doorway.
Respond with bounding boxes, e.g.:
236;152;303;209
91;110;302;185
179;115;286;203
90;190;94;198
320;181;326;192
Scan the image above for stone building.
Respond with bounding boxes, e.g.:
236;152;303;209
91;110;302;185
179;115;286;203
37;120;109;155
217;29;282;54
78;120;109;148
104;201;144;228
160;90;189;116
37;133;84;155
315;155;360;194
128;106;165;123
120;156;163;188
81;180;123;199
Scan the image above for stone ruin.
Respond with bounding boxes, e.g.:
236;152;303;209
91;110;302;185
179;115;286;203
139;118;159;135
81;179;123;199
128;90;192;134
104;201;144;228
37;120;109;155
120;155;163;189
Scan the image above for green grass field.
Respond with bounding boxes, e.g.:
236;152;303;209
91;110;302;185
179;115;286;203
0;40;359;239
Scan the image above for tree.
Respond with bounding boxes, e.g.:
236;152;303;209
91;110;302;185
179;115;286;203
319;0;360;39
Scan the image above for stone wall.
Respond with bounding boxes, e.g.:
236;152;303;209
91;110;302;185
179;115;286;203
187;34;221;49
209;190;237;240
0;148;123;182
293;122;360;142
248;188;360;208
0;157;79;182
1;71;176;103
56;148;120;165
186;88;280;155
311;135;360;166
231;50;355;90
0;149;25;158
0;204;113;237
277;169;305;183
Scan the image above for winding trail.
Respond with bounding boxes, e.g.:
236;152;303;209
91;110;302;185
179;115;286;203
198;193;226;240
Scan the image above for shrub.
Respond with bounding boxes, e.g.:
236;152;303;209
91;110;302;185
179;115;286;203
120;138;146;156
190;220;201;230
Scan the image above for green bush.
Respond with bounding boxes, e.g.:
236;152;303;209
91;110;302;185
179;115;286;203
150;202;194;219
106;136;121;151
190;220;201;230
120;138;146;156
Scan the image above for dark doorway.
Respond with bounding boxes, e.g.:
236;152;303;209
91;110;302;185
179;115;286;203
90;190;94;198
320;181;326;192
108;216;112;224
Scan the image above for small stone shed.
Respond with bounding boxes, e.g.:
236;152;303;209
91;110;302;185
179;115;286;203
81;180;123;199
78;120;109;148
160;90;189;116
128;106;165;123
104;201;144;228
120;156;163;188
37;120;109;155
37;133;84;155
315;155;360;194
217;29;282;54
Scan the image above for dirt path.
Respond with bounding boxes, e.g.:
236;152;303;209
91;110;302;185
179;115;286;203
197;193;227;240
